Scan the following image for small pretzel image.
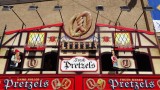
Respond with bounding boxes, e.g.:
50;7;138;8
157;80;160;88
69;11;92;37
86;78;106;90
28;59;38;68
51;78;71;90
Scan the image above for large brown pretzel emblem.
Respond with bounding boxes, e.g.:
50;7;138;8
51;78;71;90
69;11;92;37
28;59;38;67
86;78;106;90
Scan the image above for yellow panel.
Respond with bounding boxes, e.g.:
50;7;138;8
28;32;45;46
115;32;131;48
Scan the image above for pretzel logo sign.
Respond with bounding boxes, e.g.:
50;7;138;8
51;78;71;90
157;80;160;88
69;11;92;37
121;59;131;68
28;59;38;67
86;78;106;90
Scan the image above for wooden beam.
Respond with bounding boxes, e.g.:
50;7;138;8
140;33;157;46
0;25;7;47
2;33;19;46
140;0;150;31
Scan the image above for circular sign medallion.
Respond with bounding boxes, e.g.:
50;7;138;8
64;11;95;40
121;59;131;68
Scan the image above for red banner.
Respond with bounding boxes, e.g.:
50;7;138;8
0;75;160;90
0;75;75;90
83;78;159;90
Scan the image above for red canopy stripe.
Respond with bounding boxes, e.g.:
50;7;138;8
5;23;63;35
96;23;154;35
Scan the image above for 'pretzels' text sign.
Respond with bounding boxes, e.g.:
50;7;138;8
61;57;98;72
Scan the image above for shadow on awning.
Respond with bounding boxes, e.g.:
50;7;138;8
128;0;137;10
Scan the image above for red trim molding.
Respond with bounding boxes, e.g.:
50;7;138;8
5;23;63;35
96;23;154;35
114;48;133;51
24;46;45;51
